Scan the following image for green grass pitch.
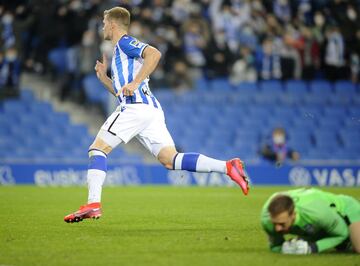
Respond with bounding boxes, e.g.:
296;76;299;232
1;186;359;266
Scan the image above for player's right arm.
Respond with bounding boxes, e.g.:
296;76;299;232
94;54;116;96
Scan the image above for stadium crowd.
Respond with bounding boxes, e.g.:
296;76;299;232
1;0;360;100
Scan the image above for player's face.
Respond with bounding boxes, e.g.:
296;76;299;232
271;211;295;234
102;16;112;41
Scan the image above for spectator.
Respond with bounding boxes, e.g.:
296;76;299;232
300;26;321;80
2;0;360;103
281;29;302;80
260;127;300;165
166;60;192;91
324;25;346;81
0;47;21;99
230;46;257;84
182;18;208;68
273;0;292;23
204;30;233;79
256;38;282;80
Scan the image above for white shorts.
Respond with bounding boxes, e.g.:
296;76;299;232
96;104;175;157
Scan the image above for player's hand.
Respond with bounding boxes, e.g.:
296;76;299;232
282;239;312;255
94;54;108;81
119;81;141;97
281;239;297;254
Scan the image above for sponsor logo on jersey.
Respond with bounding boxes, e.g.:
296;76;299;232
130;39;144;48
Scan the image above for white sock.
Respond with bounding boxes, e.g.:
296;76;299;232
87;150;107;204
197;154;227;173
173;153;227;173
87;169;106;203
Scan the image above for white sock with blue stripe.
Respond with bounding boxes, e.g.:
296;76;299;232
87;150;107;203
173;153;226;173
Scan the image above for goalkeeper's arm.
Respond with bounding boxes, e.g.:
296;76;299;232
313;203;349;253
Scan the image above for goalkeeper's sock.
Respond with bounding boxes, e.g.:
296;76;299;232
87;150;107;203
173;153;226;173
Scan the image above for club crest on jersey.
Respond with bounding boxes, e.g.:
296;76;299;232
130;39;144;48
304;224;315;234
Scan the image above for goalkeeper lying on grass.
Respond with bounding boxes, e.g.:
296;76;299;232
261;188;360;254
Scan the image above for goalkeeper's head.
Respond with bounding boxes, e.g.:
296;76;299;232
268;194;296;234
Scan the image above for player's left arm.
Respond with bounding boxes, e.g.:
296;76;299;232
312;205;349;253
287;201;349;254
120;46;161;96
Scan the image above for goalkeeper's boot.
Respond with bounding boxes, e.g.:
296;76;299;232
226;158;250;195
64;202;102;223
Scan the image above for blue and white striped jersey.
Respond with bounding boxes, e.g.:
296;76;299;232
111;34;160;109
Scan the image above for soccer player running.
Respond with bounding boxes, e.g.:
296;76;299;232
64;7;249;223
261;188;360;254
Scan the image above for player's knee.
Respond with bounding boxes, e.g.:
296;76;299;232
89;138;113;155
157;146;178;170
158;156;174;170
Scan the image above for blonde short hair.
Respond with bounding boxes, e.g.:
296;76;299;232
104;7;130;30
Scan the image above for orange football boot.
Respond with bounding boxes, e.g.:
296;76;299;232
64;202;102;223
226;158;250;195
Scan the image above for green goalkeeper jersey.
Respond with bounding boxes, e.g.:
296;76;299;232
261;188;360;253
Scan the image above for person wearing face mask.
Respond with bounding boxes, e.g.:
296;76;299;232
260;127;299;164
261;187;360;254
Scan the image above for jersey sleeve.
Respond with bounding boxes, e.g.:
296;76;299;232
261;209;285;252
310;201;349;253
119;36;148;58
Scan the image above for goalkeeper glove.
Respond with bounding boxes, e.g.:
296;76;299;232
282;239;317;255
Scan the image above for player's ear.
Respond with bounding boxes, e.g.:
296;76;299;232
289;210;296;219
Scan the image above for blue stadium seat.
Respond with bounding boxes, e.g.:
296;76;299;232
292;118;317;129
273;107;298;117
194;77;209;91
208;78;233;91
20;89;35;102
29;102;53;114
323;106;347;119
353;94;360;105
285;80;308;95
234;82;258;93
3;100;29;114
259;80;283;94
313;131;339;148
154;89;175;104
342;141;360;150
309;80;333;94
249;106;272;118
318;117;343;129
348;106;360;117
279;94;304;105
335;149;359;160
303;94;329;105
235;130;260;143
231;93;254;104
267;118;293;129
338;129;360;145
48;47;67;74
334;80;356;95
253;93;280;104
83;74;108;105
306;149;333;160
328;94;353;105
297;106;323;119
